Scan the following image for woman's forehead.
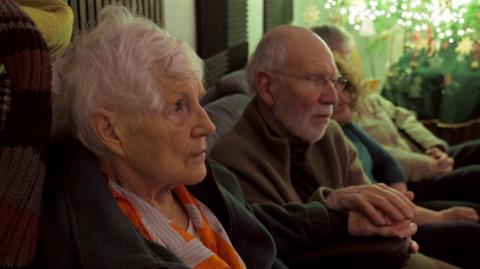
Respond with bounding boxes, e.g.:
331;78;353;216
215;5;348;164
156;76;204;97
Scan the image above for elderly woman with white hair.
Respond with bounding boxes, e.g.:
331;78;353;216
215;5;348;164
39;5;289;269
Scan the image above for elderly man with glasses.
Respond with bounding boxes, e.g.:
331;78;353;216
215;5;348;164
210;25;457;268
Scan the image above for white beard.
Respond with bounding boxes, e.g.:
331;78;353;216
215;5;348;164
272;96;331;143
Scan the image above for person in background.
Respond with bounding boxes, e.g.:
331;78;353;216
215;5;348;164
211;24;457;269
313;24;480;207
332;55;480;269
310;25;353;61
0;0;73;267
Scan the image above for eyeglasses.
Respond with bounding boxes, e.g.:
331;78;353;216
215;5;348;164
271;71;348;92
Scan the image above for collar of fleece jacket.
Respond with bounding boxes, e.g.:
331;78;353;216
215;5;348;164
0;0;52;266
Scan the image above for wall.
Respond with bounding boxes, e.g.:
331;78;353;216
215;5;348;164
247;0;263;58
163;0;197;50
161;0;405;82
163;0;262;58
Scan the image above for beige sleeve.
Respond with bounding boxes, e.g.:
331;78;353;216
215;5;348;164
384;145;434;181
378;96;448;151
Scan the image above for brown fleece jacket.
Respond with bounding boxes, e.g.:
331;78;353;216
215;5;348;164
210;99;369;205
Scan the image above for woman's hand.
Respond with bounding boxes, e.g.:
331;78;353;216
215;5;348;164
389;182;408;193
438;207;479;222
347;212;420;255
415;206;479;225
348;211;417;238
426;147;454;176
409;238;419;253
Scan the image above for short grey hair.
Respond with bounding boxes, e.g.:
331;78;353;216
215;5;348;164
311;25;352;52
54;5;203;156
246;31;286;93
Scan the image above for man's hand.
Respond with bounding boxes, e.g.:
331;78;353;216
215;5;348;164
325;184;417;226
426;147;454;176
348;211;417;238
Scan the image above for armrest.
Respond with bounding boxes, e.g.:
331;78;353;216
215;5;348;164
280;236;410;269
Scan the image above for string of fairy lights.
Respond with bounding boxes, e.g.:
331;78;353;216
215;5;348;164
300;0;480;69
301;0;480;97
319;0;478;43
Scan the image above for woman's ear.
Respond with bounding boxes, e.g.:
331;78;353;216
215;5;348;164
91;110;126;157
255;71;276;106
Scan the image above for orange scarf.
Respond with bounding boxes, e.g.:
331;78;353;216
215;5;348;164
110;182;246;269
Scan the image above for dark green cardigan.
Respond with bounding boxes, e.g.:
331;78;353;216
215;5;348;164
39;140;353;268
38;142;289;269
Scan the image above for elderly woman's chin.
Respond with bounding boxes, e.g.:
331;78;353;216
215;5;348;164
182;156;209;185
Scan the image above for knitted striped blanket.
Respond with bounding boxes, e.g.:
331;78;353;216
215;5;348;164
0;0;52;266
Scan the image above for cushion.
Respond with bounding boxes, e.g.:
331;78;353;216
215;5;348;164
204;93;251;152
201;70;249;105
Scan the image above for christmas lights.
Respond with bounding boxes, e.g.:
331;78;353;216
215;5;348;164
322;0;479;42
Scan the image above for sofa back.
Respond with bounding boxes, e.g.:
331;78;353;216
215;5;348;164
203;70;252;152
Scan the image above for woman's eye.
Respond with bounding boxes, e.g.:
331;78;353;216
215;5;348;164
173;101;184;112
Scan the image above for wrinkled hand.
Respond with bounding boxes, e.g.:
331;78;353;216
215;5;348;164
426;147;454;176
348;211;419;254
389;182;408;193
325;184;417;226
439;207;479;223
348;211;417;238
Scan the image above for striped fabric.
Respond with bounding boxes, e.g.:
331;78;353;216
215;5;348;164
110;181;246;269
0;0;52;267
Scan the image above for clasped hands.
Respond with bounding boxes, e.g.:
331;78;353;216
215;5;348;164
325;183;419;252
426;146;454;176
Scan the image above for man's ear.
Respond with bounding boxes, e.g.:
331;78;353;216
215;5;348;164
255;71;276;106
91;110;126;157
